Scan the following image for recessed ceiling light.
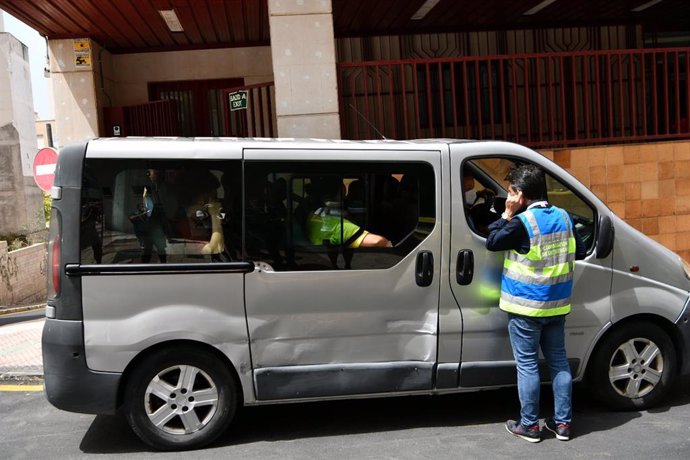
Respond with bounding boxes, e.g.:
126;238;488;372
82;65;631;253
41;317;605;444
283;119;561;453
159;9;184;32
411;0;442;20
632;0;663;12
523;0;559;16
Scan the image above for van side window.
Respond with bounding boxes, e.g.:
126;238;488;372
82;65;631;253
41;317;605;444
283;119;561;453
79;159;242;264
244;161;436;271
462;157;596;252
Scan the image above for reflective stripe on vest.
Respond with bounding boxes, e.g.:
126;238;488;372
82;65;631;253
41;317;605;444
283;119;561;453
499;206;576;317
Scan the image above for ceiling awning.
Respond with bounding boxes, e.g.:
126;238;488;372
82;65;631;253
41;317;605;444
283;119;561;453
0;0;688;54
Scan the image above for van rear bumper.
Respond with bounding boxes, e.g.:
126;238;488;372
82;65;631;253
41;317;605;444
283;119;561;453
676;296;690;376
42;318;121;415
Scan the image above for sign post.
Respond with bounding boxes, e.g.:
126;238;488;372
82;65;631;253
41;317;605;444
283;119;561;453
229;90;248;111
33;147;59;192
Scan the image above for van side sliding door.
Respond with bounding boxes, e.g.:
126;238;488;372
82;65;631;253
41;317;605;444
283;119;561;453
243;148;442;400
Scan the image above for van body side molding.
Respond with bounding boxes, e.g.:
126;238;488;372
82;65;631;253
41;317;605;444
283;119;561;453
254;362;434;400
65;262;255;276
435;363;460;388
459;359;580;387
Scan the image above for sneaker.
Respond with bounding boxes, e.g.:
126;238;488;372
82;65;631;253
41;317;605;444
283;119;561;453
505;419;541;443
544;417;571;441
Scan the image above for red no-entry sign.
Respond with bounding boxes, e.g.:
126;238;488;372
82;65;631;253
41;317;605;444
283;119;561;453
33;147;58;192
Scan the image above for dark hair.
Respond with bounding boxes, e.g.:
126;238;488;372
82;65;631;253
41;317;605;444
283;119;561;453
505;164;546;201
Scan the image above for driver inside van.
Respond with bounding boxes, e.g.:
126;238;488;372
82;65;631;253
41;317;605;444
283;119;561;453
464;172;497;234
463;172;495;208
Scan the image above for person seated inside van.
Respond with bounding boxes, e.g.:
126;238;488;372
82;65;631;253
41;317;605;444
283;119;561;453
184;168;225;259
463;173;495;208
464;172;499;235
306;177;391;249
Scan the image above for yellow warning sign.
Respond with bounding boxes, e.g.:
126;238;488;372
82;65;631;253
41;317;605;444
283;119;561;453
73;39;90;52
75;54;91;67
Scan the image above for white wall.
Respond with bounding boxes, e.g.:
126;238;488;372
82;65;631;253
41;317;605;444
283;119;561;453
0;33;38;176
0;32;44;235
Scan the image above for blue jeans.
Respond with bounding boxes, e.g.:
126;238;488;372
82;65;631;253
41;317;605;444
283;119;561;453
508;314;572;426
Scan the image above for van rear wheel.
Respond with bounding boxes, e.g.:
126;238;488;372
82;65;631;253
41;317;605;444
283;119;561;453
588;322;676;410
124;347;237;450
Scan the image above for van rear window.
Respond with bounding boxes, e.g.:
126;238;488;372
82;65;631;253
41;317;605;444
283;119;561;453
80;159;242;264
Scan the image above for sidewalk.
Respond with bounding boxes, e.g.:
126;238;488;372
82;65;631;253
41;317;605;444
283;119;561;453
0;304;45;378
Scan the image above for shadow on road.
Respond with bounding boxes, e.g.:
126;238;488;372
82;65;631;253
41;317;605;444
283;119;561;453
78;376;690;454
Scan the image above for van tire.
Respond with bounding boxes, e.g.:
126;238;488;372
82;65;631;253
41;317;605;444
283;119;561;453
123;347;237;451
588;322;676;410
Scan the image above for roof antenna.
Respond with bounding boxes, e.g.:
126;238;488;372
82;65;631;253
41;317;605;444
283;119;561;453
349;104;389;140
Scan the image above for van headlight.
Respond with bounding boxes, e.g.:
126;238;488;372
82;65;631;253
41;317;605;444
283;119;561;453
682;257;690;280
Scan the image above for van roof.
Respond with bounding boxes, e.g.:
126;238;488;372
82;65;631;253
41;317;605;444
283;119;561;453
90;137;478;145
82;137;522;159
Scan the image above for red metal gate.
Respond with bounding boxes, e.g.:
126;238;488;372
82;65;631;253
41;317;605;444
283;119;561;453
222;82;276;137
102;100;181;137
338;47;690;147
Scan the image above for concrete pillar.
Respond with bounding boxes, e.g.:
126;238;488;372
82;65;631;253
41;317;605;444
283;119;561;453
268;0;341;139
49;38;102;145
0;32;45;235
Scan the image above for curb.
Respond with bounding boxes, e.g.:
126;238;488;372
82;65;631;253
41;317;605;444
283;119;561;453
0;371;44;379
0;303;46;317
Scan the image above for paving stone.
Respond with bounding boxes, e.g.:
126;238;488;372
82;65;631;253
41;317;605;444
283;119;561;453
0;318;43;376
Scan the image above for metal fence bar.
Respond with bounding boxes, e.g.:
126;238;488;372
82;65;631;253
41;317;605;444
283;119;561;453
477;59;484;140
675;52;681;134
499;59;508;140
401;64;409;139
511;58;520;143
664;52;670;135
464;60;472;139
451;62;459;138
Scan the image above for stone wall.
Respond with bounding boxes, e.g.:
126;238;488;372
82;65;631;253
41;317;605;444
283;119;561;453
541;140;690;262
0;241;47;306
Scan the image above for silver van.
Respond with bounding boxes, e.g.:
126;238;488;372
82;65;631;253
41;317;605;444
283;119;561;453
44;138;690;450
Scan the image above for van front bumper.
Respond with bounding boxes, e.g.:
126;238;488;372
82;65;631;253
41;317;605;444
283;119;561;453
42;318;121;415
676;296;690;376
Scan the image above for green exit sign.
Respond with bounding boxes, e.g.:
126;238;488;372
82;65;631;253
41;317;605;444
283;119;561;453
229;90;248;111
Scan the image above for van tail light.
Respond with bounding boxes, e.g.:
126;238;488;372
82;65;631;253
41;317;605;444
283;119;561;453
47;210;61;298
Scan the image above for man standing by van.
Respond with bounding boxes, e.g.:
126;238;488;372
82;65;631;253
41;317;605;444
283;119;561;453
486;164;585;443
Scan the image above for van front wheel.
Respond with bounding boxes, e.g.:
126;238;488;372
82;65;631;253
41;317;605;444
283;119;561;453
124;348;237;450
589;322;676;410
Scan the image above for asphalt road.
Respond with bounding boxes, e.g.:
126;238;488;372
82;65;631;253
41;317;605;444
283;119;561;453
0;308;45;327
1;378;689;459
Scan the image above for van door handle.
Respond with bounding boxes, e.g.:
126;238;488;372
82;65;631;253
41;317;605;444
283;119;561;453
456;249;474;285
415;250;434;287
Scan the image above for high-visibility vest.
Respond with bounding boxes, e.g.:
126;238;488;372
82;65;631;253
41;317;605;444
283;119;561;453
499;206;576;317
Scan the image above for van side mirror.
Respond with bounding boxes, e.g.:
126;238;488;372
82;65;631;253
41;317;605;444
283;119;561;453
596;215;614;259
